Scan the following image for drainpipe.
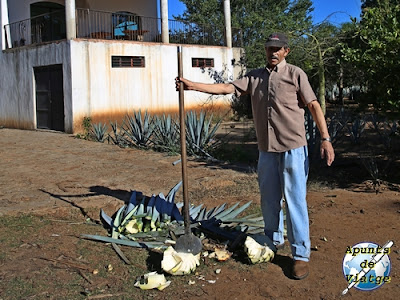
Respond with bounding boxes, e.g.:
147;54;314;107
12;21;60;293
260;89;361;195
223;0;232;48
65;0;76;39
1;0;10;50
160;0;169;43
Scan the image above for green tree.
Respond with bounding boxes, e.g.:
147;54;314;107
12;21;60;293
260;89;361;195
341;0;400;110
293;23;344;114
174;0;314;70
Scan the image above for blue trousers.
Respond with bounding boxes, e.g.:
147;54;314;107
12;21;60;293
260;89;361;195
258;146;310;261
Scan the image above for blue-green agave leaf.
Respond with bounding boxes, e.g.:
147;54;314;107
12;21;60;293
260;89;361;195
219;201;253;221
100;209;112;227
213;202;240;220
81;234;167;250
189;204;203;219
166;181;182;203
208;203;227;219
196;207;207;221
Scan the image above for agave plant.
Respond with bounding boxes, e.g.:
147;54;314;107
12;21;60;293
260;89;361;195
304;108;319;159
347;116;366;144
82;183;265;250
152;114;180;153
326;112;347;146
108;121;127;147
185;111;222;157
371;114;398;151
121;110;154;148
91;122;108;143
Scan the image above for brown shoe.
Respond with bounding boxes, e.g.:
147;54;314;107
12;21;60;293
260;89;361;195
293;260;309;280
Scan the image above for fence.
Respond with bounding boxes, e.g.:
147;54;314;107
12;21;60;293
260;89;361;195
4;9;66;48
4;8;242;48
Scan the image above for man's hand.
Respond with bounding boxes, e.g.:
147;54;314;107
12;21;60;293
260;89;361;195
175;77;193;91
175;77;235;95
307;100;335;166
320;140;335;166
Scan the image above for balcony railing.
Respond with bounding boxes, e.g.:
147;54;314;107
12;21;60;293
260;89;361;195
4;9;66;48
4;8;243;49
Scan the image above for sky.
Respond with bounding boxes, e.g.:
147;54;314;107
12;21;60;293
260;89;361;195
165;0;362;25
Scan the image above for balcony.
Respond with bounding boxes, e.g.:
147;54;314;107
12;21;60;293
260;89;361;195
4;8;243;49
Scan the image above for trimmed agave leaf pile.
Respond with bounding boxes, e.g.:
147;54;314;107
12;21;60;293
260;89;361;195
82;182;266;250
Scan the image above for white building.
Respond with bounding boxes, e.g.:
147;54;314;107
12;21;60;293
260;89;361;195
0;0;244;133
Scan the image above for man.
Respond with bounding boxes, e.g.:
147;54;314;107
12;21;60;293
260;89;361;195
176;33;335;280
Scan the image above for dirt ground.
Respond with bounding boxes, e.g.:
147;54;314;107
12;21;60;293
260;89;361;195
0;128;399;300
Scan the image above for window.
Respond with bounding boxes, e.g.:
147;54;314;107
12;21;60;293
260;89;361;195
30;2;66;44
192;58;214;68
112;56;145;68
112;11;141;38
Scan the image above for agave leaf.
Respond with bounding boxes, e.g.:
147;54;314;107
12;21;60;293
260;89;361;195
197;112;205;148
81;234;167;250
165;202;175;223
135;196;146;216
145;195;156;220
213;202;240;220
126;230;170;239
151;195;162;227
113;205;126;228
208;203;227;219
120;205;139;228
205;206;217;219
127;191;143;213
241;213;263;220
158;194;172;223
219;201;253;221
112;205;126;238
245;216;265;222
100;209;112;228
196;207;207;221
166;181;182;203
189;204;203;219
208;119;222;141
171;204;184;222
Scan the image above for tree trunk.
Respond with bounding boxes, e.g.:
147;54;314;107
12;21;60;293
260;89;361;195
317;46;326;115
338;65;344;106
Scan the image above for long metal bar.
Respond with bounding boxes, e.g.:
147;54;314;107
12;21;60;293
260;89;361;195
177;46;190;235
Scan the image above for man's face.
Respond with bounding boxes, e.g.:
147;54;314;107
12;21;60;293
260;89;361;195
265;46;290;68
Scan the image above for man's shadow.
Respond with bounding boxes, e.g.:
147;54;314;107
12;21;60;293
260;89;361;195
271;254;295;279
40;186;132;223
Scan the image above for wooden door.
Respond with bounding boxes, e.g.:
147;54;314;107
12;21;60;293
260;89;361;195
34;65;65;131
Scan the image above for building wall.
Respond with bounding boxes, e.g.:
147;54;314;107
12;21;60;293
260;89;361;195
6;0;157;23
0;39;241;133
70;39;236;132
0;41;72;130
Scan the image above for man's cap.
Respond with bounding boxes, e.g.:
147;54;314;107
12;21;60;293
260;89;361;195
265;33;289;48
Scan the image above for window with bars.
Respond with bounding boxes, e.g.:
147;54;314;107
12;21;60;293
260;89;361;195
192;58;214;68
112;56;145;68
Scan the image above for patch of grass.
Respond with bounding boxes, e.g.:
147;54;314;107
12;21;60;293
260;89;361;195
0;215;49;248
307;178;336;191
1;277;41;300
213;143;258;164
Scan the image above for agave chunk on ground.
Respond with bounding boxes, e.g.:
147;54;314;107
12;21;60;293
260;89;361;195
161;246;200;276
244;236;275;264
134;271;171;290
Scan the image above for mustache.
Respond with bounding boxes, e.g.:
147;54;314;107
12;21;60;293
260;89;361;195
270;55;278;60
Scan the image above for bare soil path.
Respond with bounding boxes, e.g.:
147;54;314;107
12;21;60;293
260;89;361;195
0;128;399;299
